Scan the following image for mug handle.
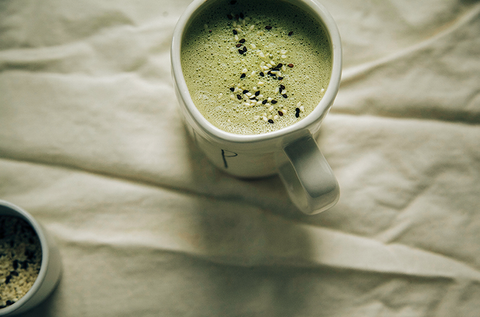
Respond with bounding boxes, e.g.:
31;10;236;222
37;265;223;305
277;136;339;215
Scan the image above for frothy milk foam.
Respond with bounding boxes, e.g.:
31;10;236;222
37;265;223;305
181;0;332;135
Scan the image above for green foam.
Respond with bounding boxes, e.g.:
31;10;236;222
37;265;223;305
181;0;332;135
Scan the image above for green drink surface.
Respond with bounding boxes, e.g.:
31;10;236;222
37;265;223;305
181;0;332;135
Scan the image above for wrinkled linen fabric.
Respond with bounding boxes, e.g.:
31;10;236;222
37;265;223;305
1;0;480;316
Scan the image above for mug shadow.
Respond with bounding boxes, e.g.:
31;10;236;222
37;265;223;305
181;126;319;316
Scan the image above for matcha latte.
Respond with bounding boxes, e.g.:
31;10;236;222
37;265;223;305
181;0;332;135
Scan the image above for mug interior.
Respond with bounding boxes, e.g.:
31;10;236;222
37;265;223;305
171;0;342;143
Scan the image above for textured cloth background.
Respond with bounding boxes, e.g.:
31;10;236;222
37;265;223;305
1;0;480;316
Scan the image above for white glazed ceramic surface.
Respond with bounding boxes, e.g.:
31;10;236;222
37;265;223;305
0;200;62;316
171;0;342;214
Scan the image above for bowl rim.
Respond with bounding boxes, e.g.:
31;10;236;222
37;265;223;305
0;200;50;316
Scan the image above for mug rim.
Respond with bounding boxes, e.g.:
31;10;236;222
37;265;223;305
0;200;49;316
171;0;342;144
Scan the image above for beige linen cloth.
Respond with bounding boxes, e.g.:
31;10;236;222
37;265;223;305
1;0;480;316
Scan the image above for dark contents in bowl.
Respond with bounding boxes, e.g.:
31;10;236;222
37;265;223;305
0;216;42;309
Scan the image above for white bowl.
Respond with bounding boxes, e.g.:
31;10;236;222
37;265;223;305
0;200;62;316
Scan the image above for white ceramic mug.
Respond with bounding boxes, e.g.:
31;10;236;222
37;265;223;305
171;0;342;215
0;200;62;316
